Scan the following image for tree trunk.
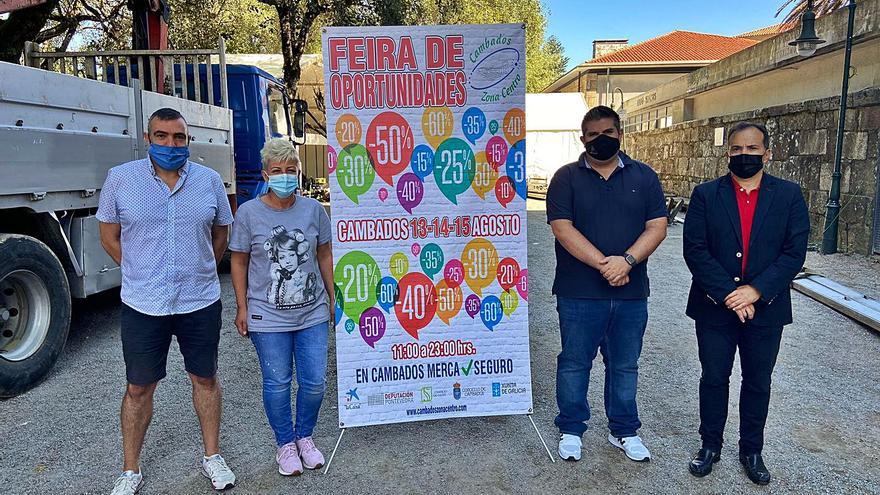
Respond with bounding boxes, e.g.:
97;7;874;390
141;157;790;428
276;5;305;99
0;0;60;63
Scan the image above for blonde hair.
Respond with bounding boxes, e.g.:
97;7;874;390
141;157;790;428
261;138;301;170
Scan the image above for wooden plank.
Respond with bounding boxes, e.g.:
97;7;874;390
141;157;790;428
192;55;202;103
163;56;174;96
101;56;109;82
112;57;120;86
29;48;220;57
149;56;157;92
205;54;214;106
793;278;880;332
181;55;189;101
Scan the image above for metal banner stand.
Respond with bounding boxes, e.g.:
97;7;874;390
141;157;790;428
322;413;555;475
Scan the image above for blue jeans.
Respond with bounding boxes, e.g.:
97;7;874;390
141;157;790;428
554;297;648;438
250;321;329;446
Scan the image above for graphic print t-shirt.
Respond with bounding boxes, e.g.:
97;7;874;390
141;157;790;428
229;196;332;331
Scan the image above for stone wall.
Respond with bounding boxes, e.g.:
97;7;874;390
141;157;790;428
624;88;880;254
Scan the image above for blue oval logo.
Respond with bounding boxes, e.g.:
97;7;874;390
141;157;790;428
469;48;520;91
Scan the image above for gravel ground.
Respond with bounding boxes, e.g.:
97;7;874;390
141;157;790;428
1;200;879;495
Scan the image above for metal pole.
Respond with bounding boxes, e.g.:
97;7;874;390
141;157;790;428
821;0;857;254
322;428;347;475
527;415;556;463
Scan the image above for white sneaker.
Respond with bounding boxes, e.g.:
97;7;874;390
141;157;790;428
201;454;236;490
558;433;582;461
110;470;143;495
608;434;651;462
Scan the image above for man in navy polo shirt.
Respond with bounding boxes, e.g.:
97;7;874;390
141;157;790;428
546;105;668;463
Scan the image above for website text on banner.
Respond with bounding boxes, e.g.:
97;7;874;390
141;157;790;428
322;23;531;428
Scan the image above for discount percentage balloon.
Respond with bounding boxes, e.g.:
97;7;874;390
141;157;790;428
334;251;381;323
516;268;529;300
395;272;438;340
505;139;527;199
465;294;481;319
327;145;338;173
389;252;409;281
367;111;414;185
419;243;444;280
422;106;454;148
500;289;519;317
433;137;475;205
495;176;516;208
359;307;386;348
462;107;487;145
336;143;375;204
396;173;424;214
376;276;399;314
503;108;526;144
409;144;434;181
443;259;465;289
480;295;503;331
336;113;363;147
485;136;508;171
461;238;499;296
496;257;521;291
435;279;463;324
471;151;497;200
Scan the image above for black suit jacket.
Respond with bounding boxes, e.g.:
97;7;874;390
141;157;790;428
683;173;810;327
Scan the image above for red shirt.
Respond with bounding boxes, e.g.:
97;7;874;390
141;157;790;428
732;177;760;275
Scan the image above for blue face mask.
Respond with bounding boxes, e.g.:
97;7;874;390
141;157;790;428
267;173;299;198
148;143;190;171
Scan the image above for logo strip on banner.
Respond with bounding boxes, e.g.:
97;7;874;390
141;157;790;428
323;23;532;428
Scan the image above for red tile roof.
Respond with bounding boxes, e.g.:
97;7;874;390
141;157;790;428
737;24;785;37
736;23;793;40
586;31;759;65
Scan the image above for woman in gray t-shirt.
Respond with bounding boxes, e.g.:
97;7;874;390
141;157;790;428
229;138;333;476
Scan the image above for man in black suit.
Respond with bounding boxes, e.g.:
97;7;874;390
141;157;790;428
682;122;809;485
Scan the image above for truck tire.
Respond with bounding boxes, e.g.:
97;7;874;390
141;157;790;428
0;234;71;398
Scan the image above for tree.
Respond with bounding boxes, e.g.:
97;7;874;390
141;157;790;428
777;0;847;24
0;0;60;62
166;0;280;53
256;0;357;100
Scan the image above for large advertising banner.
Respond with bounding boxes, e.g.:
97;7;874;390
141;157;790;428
323;23;531;428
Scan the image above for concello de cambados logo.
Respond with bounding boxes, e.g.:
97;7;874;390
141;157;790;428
453;382;461;400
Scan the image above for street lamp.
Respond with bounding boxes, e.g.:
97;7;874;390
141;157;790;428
799;0;856;254
788;0;826;56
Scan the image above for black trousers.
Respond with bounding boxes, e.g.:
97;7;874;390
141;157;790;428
696;320;783;455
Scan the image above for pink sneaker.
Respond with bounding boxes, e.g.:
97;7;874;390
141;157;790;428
276;442;303;476
295;437;325;469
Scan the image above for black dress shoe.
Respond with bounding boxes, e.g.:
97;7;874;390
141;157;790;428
739;453;771;485
688;448;721;477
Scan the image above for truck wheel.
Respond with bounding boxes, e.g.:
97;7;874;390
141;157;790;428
0;234;71;398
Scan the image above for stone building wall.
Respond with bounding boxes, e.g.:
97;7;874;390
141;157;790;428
624;88;880;254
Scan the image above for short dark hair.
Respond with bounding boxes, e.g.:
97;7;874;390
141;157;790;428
581;105;621;134
727;122;770;149
147;107;186;134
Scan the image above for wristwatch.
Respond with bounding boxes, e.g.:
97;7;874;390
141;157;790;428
624;253;638;266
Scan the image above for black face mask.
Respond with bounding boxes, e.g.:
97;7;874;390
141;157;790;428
728;153;764;179
584;134;620;162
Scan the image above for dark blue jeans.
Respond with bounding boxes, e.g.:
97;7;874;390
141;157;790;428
555;297;648;438
250;321;329;446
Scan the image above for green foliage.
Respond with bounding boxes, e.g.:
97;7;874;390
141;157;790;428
167;0;281;53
